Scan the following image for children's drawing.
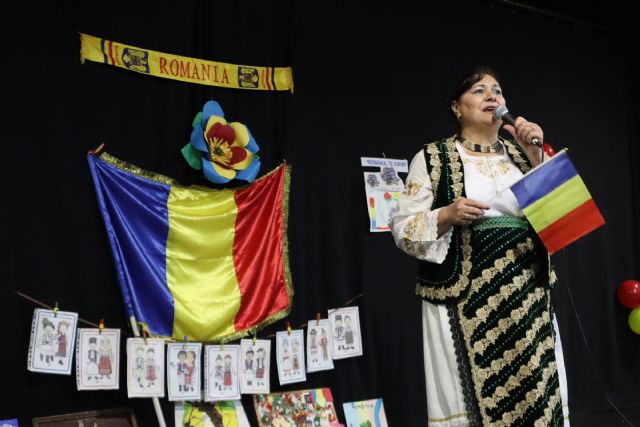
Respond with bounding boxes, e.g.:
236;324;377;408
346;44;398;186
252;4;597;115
361;157;408;232
205;345;241;402
329;307;363;359
28;308;78;375
174;400;251;427
167;342;202;401
253;388;339;427
307;319;334;373
76;328;120;390
240;339;271;394
276;330;306;386
126;337;165;398
343;398;388;427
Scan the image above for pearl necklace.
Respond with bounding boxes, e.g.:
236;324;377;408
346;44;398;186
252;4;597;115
457;135;503;154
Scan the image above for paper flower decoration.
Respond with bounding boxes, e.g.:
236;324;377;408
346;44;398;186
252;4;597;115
182;100;260;184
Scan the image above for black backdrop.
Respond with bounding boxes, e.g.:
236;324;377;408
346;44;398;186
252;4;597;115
3;1;640;426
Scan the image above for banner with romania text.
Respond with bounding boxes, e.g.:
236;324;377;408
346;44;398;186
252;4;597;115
80;33;294;92
88;150;293;342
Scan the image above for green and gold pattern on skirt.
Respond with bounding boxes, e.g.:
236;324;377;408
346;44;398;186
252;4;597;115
457;217;563;426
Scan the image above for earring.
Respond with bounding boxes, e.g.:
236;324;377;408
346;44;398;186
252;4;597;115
456;113;462;122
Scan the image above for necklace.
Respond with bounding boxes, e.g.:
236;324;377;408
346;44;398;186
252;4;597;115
457;135;503;154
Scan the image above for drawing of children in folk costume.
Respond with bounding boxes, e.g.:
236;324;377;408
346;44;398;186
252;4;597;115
281;338;292;376
145;348;157;387
255;347;266;386
174;350;187;392
86;336;99;381
244;349;255;386
133;346;145;387
183;350;196;393
291;338;301;374
223;354;234;390
98;337;113;379
39;318;56;364
55;320;70;365
333;315;345;351
309;329;319;363
213;355;224;391
344;315;355;350
320;329;329;362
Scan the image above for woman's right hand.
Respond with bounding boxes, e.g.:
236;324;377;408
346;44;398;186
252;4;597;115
439;197;489;227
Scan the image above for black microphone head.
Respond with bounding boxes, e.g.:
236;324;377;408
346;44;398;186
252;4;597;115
493;105;511;123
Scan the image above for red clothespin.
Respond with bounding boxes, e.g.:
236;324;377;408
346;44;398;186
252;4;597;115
53;302;59;318
286;322;292;335
316;312;321;326
183;335;188;350
98;319;105;334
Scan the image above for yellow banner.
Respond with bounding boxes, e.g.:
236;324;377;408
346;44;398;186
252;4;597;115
80;33;293;92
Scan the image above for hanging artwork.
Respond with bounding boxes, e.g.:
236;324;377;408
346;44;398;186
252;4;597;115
360;157;408;232
167;342;202;402
76;328;120;390
276;330;306;385
328;307;363;360
342;398;388;427
306;319;334;373
174;401;251;427
253;388;340;427
126;338;165;398
28;308;78;375
239;339;271;394
205;345;241;402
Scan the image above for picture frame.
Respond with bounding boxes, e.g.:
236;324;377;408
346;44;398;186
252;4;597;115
32;407;138;427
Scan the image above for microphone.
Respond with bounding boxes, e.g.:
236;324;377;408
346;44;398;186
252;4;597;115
493;105;542;148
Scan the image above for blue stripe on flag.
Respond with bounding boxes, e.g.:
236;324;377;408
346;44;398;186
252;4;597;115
88;154;174;336
511;151;577;209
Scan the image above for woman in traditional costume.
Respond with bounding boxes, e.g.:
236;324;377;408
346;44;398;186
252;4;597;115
390;66;569;426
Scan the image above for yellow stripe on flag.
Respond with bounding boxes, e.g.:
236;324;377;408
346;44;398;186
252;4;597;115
523;175;592;232
166;187;241;341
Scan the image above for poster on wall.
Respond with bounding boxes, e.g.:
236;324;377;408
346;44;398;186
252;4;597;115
27;308;78;375
361;157;408;232
239;339;271;394
126;338;165;398
174;400;250;427
76;328;120;390
306;319;334;373
167;342;202;401
276;330;306;385
328;306;363;359
205;345;241;402
343;398;388;427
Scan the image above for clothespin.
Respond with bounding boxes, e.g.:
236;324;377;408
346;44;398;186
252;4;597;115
139;324;148;345
53;302;59;318
252;331;257;345
286;322;291;335
98;319;105;334
183;336;188;350
220;339;225;351
316;312;321;326
382;152;386;158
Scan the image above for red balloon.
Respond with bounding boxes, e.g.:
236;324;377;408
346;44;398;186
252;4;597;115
617;280;640;309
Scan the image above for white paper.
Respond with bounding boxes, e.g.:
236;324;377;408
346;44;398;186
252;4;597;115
126;338;165;398
239;339;271;394
27;308;78;375
276;330;307;385
329;306;363;359
205;345;241;401
306;319;334;372
167;342;202;401
76;328;120;390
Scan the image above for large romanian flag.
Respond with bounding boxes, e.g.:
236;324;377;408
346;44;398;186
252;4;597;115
510;149;605;254
88;150;293;342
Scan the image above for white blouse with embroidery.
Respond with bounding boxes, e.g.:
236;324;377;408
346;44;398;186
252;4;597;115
389;142;526;263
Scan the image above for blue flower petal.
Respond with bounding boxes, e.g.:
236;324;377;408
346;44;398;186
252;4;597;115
190;126;209;153
235;159;261;182
244;127;260;154
202;101;224;124
202;160;231;184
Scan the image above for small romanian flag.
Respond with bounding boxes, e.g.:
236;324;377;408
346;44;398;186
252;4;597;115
88;150;293;342
510;150;605;254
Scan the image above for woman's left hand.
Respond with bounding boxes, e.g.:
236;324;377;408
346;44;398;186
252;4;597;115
502;116;545;165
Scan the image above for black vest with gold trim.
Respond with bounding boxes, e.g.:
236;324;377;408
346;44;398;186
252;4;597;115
416;136;534;304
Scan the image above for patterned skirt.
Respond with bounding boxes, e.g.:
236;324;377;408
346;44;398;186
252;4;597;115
423;217;569;427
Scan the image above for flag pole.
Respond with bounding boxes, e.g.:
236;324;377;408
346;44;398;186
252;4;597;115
129;317;167;427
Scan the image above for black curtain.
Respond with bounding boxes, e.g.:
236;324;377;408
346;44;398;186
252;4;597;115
3;1;639;426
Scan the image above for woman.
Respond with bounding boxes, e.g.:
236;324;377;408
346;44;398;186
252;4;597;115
390;66;569;426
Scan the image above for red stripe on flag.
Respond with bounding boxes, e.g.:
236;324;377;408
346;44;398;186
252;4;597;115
232;166;290;330
537;199;605;254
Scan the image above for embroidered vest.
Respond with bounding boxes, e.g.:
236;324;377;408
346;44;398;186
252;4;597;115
415;136;534;304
